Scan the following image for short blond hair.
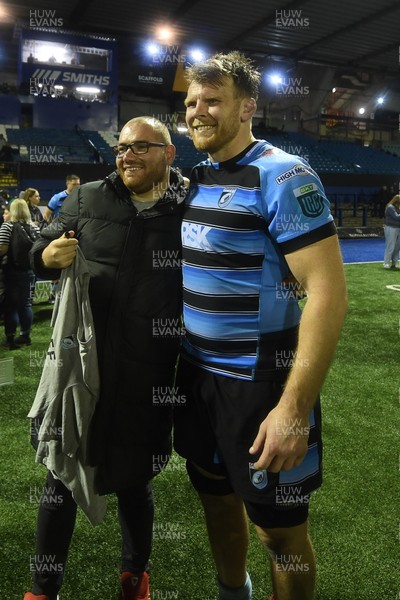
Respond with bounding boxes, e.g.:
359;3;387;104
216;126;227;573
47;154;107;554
10;199;31;223
185;51;261;100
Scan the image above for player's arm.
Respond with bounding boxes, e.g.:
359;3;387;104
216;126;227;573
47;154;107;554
250;233;347;471
43;206;54;223
281;233;347;412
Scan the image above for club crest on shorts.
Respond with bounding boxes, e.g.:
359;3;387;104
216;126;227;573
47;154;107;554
249;462;268;489
218;188;236;208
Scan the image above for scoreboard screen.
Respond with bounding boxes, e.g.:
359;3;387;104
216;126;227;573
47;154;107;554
19;29;117;102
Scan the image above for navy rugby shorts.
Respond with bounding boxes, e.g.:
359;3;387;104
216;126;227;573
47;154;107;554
173;358;322;528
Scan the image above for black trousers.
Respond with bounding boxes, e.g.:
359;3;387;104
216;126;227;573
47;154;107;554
31;471;154;598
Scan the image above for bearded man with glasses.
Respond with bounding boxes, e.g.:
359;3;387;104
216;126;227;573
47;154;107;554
24;117;187;600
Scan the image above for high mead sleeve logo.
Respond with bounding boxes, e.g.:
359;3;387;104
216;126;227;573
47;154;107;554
293;183;324;218
275;164;311;185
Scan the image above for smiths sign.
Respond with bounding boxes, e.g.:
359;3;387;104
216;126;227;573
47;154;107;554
29;68;110;86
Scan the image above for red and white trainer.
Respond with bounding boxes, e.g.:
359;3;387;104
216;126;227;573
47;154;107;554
120;571;150;600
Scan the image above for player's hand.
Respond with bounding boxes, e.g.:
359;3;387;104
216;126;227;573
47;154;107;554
41;231;78;269
249;403;310;472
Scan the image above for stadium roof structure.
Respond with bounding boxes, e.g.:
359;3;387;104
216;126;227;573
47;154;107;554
1;0;399;110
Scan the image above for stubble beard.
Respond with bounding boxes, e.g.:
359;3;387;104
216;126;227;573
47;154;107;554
190;112;241;156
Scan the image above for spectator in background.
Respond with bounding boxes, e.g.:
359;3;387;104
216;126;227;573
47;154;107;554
0;189;11;225
24;188;45;230
0;199;39;349
0;201;11;312
0;139;13;162
383;194;400;269
0;204;9;318
44;174;80;223
2;205;11;223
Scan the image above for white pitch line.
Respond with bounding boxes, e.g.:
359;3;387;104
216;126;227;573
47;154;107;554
344;260;385;265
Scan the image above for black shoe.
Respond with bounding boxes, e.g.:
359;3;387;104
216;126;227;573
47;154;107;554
14;334;31;346
2;336;19;350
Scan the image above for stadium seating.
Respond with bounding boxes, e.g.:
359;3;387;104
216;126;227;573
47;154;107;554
5;126;96;163
318;139;400;175
382;144;400;158
252;129;400;175
171;134;207;170
3;125;400;175
81;130;118;164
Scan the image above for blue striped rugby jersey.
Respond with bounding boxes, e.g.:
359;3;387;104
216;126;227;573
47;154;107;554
181;140;336;380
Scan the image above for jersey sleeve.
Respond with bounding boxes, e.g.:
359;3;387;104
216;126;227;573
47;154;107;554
260;157;336;253
47;195;57;211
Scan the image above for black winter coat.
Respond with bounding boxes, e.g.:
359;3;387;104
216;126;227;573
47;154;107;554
31;169;185;494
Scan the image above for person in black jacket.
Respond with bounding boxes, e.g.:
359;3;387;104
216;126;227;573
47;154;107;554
24;117;187;600
0;199;40;349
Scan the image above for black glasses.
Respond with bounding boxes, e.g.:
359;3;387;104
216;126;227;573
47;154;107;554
112;141;167;157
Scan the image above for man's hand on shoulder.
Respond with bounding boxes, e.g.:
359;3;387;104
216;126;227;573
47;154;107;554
42;230;78;269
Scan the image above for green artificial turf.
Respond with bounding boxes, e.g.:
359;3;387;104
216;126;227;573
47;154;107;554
0;263;398;599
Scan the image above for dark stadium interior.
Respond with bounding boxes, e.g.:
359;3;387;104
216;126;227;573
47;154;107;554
0;4;399;599
0;0;399;229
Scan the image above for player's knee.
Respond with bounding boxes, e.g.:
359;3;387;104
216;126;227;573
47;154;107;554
255;521;308;558
186;460;233;496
